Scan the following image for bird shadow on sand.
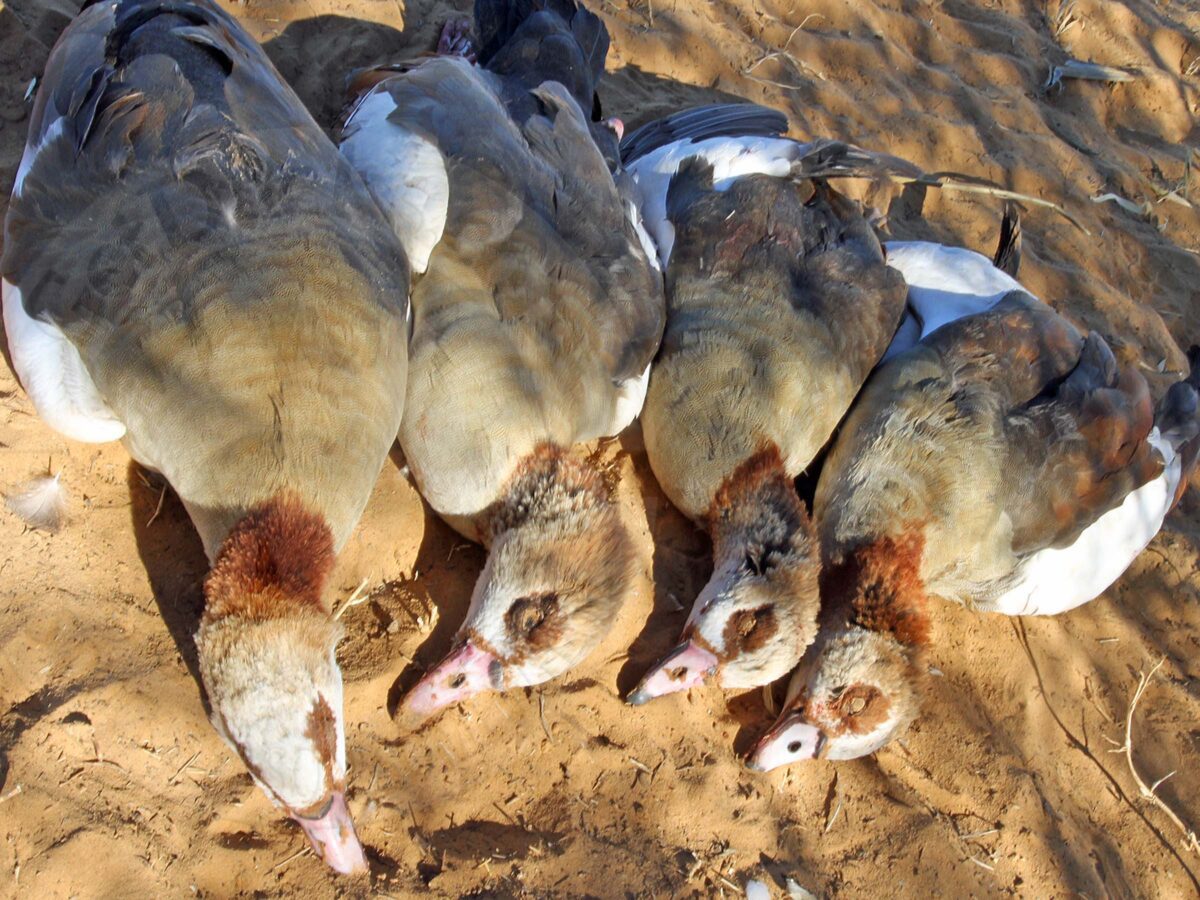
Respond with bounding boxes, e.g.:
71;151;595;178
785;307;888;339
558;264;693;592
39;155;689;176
381;443;485;721
614;431;710;700
126;461;209;703
261;10;791;139
263;14;409;133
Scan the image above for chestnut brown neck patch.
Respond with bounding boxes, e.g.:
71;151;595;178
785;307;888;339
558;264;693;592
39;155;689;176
706;446;816;561
204;494;335;622
822;530;930;650
707;446;794;525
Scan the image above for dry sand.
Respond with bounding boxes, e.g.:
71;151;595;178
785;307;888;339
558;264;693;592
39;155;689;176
2;0;1200;897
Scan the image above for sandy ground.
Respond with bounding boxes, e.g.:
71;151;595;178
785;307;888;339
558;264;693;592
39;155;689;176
2;0;1200;897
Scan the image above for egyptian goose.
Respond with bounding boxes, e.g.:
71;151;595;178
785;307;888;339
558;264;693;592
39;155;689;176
616;106;919;702
338;0;663;716
748;243;1200;769
2;0;411;872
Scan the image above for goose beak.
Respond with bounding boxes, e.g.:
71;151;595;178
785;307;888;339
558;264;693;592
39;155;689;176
626;639;718;705
293;791;367;874
745;715;825;773
402;640;500;718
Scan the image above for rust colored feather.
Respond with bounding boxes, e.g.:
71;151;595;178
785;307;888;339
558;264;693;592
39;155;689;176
821;530;930;650
204;493;335;621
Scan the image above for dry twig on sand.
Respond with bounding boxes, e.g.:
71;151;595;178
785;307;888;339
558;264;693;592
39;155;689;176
1106;658;1200;854
538;693;554;742
742;15;828;86
271;846;311;871
334;578;371;620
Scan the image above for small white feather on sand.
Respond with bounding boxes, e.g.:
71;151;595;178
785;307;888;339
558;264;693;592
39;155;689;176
5;471;68;532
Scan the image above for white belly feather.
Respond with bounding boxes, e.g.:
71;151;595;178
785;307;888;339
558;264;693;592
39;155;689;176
340;89;449;276
985;429;1179;615
608;362;652;436
2;279;125;443
881;241;1025;361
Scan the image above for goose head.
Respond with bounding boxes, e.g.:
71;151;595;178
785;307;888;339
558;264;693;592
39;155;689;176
403;447;635;717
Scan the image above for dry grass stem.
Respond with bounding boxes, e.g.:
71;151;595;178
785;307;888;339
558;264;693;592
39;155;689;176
146;482;167;527
923;178;1087;231
1046;60;1139;91
1093;191;1151;217
742;17;827;85
271;846;311;871
539;693;554;742
1106;658;1200;854
960;828;999;840
168;751;201;785
762;682;779;717
715;873;740;892
334;578;371;620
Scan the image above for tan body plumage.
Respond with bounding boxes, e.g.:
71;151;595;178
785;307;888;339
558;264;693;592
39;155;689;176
750;246;1200;770
620;122;909;700
2;0;410;872
339;1;663;713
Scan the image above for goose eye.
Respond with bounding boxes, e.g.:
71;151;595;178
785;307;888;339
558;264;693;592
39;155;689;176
737;612;758;638
836;685;886;727
505;593;561;648
723;605;778;653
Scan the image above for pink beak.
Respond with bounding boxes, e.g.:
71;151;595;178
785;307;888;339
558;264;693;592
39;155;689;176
402;640;500;718
626;639;719;705
294;791;367;874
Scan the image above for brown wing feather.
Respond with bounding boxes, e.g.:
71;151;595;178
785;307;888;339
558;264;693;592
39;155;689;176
1002;332;1160;553
921;291;1084;407
664;157;906;386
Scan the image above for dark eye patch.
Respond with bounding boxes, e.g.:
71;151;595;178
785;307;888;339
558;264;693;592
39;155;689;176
505;593;563;651
830;684;889;734
723;605;778;654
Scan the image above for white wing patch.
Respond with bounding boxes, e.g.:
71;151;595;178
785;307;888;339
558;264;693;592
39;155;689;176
881;241;1026;361
624;197;661;273
13;117;65;198
340;90;449;275
608;362;652;436
625;136;803;267
2;279;126;443
986;429;1179;616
